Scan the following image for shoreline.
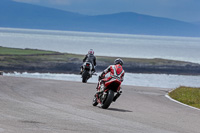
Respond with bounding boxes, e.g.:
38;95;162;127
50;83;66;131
3;71;200;89
2;70;200;76
1;64;200;76
1;46;200;76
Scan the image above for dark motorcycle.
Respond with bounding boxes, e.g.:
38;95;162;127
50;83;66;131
81;62;95;83
92;76;122;109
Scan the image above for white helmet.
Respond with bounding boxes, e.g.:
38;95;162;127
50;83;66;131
88;49;94;55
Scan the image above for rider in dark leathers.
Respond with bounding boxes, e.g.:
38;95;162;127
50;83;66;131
80;49;96;74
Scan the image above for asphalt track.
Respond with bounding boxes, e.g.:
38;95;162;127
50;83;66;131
0;76;200;133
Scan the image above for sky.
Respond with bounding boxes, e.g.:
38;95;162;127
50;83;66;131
12;0;200;22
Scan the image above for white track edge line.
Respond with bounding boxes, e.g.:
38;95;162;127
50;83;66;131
165;93;200;111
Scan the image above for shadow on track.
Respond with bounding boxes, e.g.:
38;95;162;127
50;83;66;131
107;108;132;113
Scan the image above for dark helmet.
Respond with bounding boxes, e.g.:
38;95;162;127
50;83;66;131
88;49;94;55
114;58;124;66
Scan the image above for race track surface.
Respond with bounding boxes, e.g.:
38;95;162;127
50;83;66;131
0;76;200;133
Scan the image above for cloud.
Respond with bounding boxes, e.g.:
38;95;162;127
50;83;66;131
13;0;71;5
13;0;40;3
48;0;71;5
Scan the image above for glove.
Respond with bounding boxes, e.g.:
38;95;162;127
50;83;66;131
98;76;103;81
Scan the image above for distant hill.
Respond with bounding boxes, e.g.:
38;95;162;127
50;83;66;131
1;0;200;37
192;21;200;27
0;0;85;29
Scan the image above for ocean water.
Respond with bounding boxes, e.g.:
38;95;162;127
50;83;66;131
4;72;200;89
0;27;200;63
1;27;200;88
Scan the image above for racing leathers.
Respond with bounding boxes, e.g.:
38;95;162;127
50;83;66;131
97;64;125;101
83;53;96;69
80;53;96;73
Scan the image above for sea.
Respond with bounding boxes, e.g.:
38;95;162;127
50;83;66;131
1;27;200;88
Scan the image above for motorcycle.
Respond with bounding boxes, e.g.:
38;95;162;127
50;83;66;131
92;75;122;109
81;62;95;83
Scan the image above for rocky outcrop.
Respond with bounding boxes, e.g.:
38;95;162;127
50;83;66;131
122;60;200;75
1;47;199;75
1;60;200;75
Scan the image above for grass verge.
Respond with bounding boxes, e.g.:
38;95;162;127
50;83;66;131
1;46;200;74
0;46;56;55
169;86;200;109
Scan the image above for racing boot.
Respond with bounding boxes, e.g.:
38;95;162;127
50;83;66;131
95;81;104;98
95;82;101;95
80;67;83;74
113;90;122;102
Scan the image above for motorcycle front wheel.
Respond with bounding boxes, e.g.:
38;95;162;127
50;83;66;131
101;90;114;109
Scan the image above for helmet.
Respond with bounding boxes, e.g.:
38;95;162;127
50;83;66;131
114;58;124;66
88;49;94;55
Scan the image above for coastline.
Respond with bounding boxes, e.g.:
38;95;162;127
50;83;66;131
4;72;200;89
1;60;200;76
1;46;200;75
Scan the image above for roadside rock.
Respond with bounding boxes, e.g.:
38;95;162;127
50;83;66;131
1;61;200;75
1;53;200;75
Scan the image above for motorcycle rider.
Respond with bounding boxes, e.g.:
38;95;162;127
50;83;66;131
80;49;96;74
96;58;125;102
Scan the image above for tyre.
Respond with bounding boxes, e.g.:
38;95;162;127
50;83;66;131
101;90;114;109
82;71;88;83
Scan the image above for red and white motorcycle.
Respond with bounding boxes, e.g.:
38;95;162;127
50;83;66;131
92;75;122;109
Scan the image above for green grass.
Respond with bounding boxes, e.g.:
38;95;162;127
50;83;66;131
0;46;195;73
0;46;85;66
0;46;190;65
0;46;56;55
169;86;200;109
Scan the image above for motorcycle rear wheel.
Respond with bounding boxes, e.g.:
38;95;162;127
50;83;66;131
82;71;88;83
101;90;114;109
